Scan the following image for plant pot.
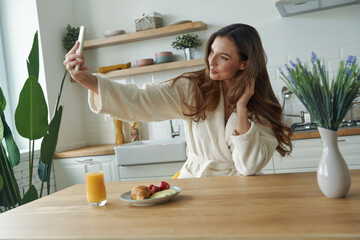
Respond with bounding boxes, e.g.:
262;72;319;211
317;127;351;198
183;48;194;60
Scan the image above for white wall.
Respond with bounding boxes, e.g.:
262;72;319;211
36;0;89;151
3;0;360;150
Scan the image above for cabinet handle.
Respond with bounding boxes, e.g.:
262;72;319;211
76;159;94;163
337;139;346;142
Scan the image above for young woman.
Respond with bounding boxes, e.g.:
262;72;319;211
64;23;292;178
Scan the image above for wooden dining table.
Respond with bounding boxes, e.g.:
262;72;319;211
0;170;359;239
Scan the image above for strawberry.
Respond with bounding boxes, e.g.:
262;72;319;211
150;186;161;195
159;181;170;190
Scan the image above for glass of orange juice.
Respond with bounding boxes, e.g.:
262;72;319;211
85;161;107;207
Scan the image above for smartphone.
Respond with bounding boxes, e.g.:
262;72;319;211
75;25;86;71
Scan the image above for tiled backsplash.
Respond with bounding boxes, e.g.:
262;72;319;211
269;43;360;127
82;43;360;145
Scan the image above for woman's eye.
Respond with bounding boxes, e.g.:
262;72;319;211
220;56;229;61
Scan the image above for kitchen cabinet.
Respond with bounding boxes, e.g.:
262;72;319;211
262;159;275;174
53;154;118;191
118;161;185;181
274;135;360;173
53;132;359;186
118;161;275;181
118;158;275;181
83;21;207;78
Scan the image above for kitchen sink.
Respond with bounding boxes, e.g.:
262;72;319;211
115;138;187;166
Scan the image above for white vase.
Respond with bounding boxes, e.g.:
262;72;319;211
183;48;194;60
317;127;351;198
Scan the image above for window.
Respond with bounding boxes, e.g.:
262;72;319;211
0;23;14;132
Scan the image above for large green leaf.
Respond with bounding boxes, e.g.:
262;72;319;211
37;157;52;197
38;157;49;181
0;145;21;207
0;110;20;167
27;32;39;78
4;124;20;167
46;163;52;195
20;185;38;205
15;76;48;140
0;174;3;192
41;106;63;165
0;116;3;140
0;87;6;111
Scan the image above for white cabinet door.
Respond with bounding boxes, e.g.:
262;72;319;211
119;162;184;181
274;135;360;173
118;158;275;181
262;158;275;174
54;155;117;191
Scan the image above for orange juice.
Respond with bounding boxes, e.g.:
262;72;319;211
85;171;106;204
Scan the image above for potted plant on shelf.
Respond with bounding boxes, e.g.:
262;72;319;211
280;52;360;198
171;33;202;60
63;24;80;52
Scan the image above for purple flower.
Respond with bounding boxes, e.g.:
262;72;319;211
311;52;319;73
288;74;295;84
289;60;297;68
280;65;295;83
304;69;309;77
311;52;319;63
346;55;357;66
321;65;326;75
278;67;285;76
296;57;302;65
285;64;291;73
342;65;354;78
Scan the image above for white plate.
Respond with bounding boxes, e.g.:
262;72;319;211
103;29;125;37
119;186;181;206
169;20;192;26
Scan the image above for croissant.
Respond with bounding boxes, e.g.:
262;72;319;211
131;185;151;200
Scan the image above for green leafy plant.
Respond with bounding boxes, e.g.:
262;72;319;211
0;31;66;212
63;24;80;52
280;52;360;131
171;33;202;50
0;89;21;212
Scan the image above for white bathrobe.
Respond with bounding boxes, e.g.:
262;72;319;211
88;75;278;178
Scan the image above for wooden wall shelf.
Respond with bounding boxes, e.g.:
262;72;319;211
102;58;205;78
80;21;207;79
84;21;207;50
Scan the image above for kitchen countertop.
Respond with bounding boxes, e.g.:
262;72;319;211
54;144;119;158
291;125;360;140
54;126;360;158
1;170;359;239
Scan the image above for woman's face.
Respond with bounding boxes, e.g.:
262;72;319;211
208;36;246;81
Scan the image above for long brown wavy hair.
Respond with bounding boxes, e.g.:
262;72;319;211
173;23;292;156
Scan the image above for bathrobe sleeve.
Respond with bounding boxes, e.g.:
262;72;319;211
230;121;278;176
88;74;192;122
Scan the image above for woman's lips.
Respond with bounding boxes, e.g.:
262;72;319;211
210;69;217;74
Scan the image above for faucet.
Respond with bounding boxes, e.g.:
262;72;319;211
281;86;293;122
170;120;180;138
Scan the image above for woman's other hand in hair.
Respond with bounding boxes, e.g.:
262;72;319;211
236;78;255;110
234;78;255;135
